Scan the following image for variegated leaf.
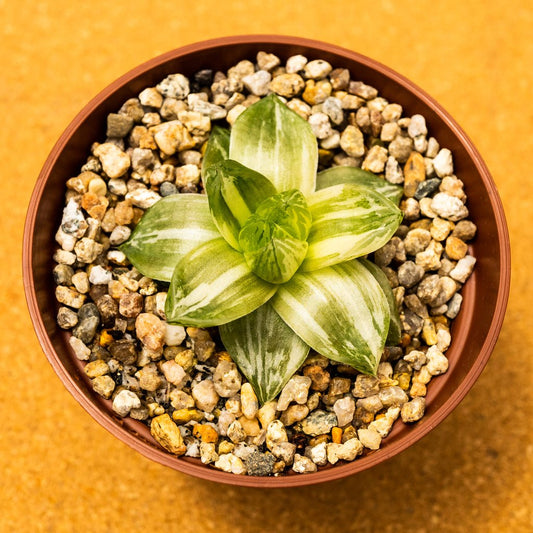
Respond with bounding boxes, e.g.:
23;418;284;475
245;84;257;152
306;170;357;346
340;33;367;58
201;125;230;178
120;194;219;282
203;159;277;250
219;302;310;404
316;166;403;205
165;238;276;327
239;190;311;284
272;261;390;375
229;94;317;196
358;258;402;345
301;183;403;272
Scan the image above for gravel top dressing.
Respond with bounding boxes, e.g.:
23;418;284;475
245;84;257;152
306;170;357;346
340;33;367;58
53;51;476;476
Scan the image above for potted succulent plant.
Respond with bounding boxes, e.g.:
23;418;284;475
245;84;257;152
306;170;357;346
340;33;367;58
23;36;510;487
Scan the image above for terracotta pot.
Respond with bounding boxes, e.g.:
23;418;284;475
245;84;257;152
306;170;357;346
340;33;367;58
23;35;510;487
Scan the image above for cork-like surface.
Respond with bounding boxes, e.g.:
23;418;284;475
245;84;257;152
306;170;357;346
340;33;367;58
2;1;532;531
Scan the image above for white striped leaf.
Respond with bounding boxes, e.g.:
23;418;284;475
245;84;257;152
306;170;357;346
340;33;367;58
358;258;402;345
219;302;310;404
301;183;403;272
271;261;390;375
201;125;230;178
203;159;277;250
238;190;311;284
316;166;403;205
120;194;219;282
165;238;276;327
229;94;317;196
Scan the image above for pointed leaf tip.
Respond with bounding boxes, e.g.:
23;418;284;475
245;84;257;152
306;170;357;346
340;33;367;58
229;94;317;195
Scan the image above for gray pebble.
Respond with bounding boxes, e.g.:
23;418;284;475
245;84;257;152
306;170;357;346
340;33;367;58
106;113;134;138
160;181;178;196
53;264;74;285
414;178;441;200
73;316;99;344
300;410;337;436
244;451;275;476
57;307;78;329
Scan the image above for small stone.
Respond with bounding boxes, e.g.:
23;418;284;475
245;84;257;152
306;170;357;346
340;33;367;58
446;293;463;319
303;79;332;105
403;151;426;197
61;199;88;237
445;236;468;260
328;377;352;397
430;217;454;241
257;401;277;429
322;96;344;124
388;136;413;163
227;420;247;444
135;313;165;351
192;380;219;412
269;73;305;98
280;404;309;426
349;80;378;99
333;396;356;427
161;360;187;388
426;345;449;375
407;114;428;138
113;389;141;417
329;68;350;90
449;255;476;283
87;266;111;286
308;112;334;139
433;148;454;177
271;441;296;464
94;143;130;178
303;365;331;392
431;192;469;222
404;350;427;371
193;424;219;443
356;395;383;414
126;188;161;209
357;428;382;450
84;359;109;378
327;438;363;464
152;121;194;156
213;360;242;398
109;339;137;365
286;54;307;73
106;113;134;138
304;59;332;79
199;442;219;464
385;156;404;184
74;238;103;263
452;220;477;241
241;70;271;96
397;261;425;288
292;454;318;473
160;181;177;196
119;98;144;123
172;408;203;424
362;145;388;173
301;410;337;436
242;450;275;477
214;453;246;474
368;407;401;437
401;397;426;423
414;178;441;200
306;441;328;466
55;286;86;309
69;335;90;360
265;420;288;449
340;125;365;157
404;228;431;255
157;73;189;99
257;51;280;71
378;386;409;407
118;293;142;319
57;307;78;329
92;375;115;399
72;315;99;344
416;240;443;271
277;376;312;411
241;383;259;420
352;375;380;398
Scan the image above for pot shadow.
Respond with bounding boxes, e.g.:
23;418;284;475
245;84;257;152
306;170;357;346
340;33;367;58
171;319;528;532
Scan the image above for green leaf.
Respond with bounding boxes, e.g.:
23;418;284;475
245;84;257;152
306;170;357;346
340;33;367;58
301;183;403;272
201;125;230;179
316;166;403;205
229;94;317;196
203;159;277;250
238;190;312;284
219;302;310;404
120;194;219;282
165;238;277;327
271;261;390;376
358;258;402;345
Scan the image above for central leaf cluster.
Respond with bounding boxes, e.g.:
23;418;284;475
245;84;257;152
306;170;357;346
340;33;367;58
121;93;404;403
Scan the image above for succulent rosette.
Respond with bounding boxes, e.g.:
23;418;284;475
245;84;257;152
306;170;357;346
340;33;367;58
121;94;403;403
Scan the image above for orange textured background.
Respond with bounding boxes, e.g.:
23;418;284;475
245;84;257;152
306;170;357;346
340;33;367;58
1;1;532;532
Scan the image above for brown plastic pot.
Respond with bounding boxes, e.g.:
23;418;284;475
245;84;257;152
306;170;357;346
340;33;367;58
23;35;510;487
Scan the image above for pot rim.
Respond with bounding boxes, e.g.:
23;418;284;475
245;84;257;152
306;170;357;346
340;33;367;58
23;34;511;487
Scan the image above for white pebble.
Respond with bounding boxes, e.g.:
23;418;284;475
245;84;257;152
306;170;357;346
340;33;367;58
88;265;112;285
432;148;454;177
164;324;186;346
449;255;476;283
112;390;141;417
292;454;318;473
